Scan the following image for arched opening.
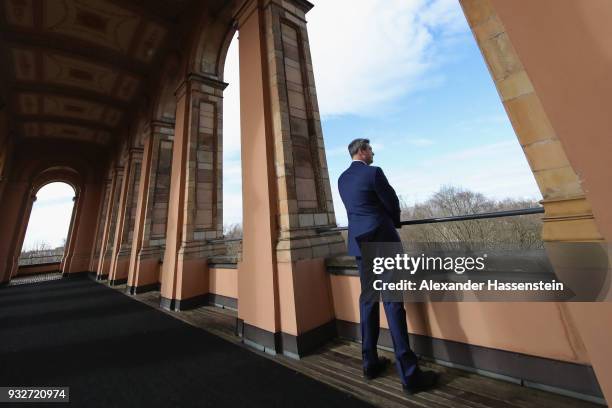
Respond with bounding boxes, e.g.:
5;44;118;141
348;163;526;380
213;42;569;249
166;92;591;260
17;182;76;277
222;32;242;245
306;1;542;228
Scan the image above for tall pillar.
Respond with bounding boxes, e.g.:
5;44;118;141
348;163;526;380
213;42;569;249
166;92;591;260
127;122;174;293
235;0;344;356
60;194;79;273
0;111;11;203
63;183;103;274
0;182;33;283
89;178;112;273
108;148;143;285
96;166;124;280
159;74;226;310
461;0;612;401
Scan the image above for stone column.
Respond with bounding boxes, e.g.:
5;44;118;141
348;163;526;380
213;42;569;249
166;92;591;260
0;183;33;283
159;73;226;310
90;178;112;272
108;148;143;285
60;194;79;273
63;183;103;274
127;122;174;293
96;166;124;280
235;0;344;357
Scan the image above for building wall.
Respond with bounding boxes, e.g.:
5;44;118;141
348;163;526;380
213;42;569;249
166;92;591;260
329;274;589;364
209;267;238;299
16;262;60;277
489;0;612;243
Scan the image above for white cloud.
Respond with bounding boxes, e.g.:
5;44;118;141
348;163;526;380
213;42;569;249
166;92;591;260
22;182;75;250
326;145;350;157
404;137;436;147
308;0;470;117
223;190;243;226
222;34;244;227
389;140;542;206
454;114;510;133
223;156;243;225
222;32;241;158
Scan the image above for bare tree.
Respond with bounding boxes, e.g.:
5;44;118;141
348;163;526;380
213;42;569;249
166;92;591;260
223;223;243;239
222;223;243;258
398;186;543;250
19;240;64;266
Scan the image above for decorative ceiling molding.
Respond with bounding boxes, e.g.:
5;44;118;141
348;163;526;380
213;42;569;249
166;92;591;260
0;0;195;147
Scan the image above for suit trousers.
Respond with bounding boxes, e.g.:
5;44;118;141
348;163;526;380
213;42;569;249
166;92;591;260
356;256;418;385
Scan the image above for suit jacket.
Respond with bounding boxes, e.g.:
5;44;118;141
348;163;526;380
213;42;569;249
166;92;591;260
338;161;402;257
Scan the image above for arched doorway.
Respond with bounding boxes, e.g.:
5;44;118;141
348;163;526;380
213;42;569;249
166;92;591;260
16;182;76;278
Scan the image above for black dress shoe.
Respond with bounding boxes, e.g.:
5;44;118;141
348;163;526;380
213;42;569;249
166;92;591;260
363;357;391;380
402;370;439;395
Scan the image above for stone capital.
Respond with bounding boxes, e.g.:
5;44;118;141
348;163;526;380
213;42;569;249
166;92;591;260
129;147;144;160
175;72;228;98
149;119;175;130
234;0;312;26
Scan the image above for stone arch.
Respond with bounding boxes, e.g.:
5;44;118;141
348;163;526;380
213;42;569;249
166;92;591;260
187;3;236;78
31;166;81;196
9;165;85;280
152;55;182;124
0;139;106;282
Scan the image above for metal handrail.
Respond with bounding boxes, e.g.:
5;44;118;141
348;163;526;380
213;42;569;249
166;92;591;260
318;207;545;233
19;253;63;259
18;255;63;266
208;237;242;243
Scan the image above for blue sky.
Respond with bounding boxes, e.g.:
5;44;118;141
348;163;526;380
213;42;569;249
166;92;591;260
222;0;541;227
23;0;542;249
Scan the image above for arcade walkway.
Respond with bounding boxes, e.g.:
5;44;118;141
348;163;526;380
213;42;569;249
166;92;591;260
0;276;599;408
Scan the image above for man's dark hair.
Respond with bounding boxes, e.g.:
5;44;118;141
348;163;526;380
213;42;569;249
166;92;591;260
348;138;370;157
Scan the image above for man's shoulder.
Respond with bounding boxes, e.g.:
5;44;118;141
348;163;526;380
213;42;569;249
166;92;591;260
369;165;384;177
338;163;381;182
338;167;349;181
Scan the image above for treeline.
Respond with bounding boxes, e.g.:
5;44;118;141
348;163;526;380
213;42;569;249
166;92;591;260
19;241;65;265
398;186;542;249
221;186;543;252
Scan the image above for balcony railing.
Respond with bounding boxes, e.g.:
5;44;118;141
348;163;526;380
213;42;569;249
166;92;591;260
210;207;545;260
318;207;545;233
18;250;64;266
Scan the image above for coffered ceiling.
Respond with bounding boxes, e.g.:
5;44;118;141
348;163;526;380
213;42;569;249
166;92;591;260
0;0;197;147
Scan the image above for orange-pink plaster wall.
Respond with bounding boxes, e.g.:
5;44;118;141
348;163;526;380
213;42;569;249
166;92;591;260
329;274;589;364
17;262;60;276
485;0;612;398
0;182;29;283
209;267;238;299
490;0;612;243
65;183;103;273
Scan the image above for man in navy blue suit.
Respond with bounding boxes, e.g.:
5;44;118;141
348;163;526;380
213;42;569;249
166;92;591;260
338;138;438;395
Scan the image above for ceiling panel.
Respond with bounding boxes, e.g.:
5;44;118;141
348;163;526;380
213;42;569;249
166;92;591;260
1;0;194;147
